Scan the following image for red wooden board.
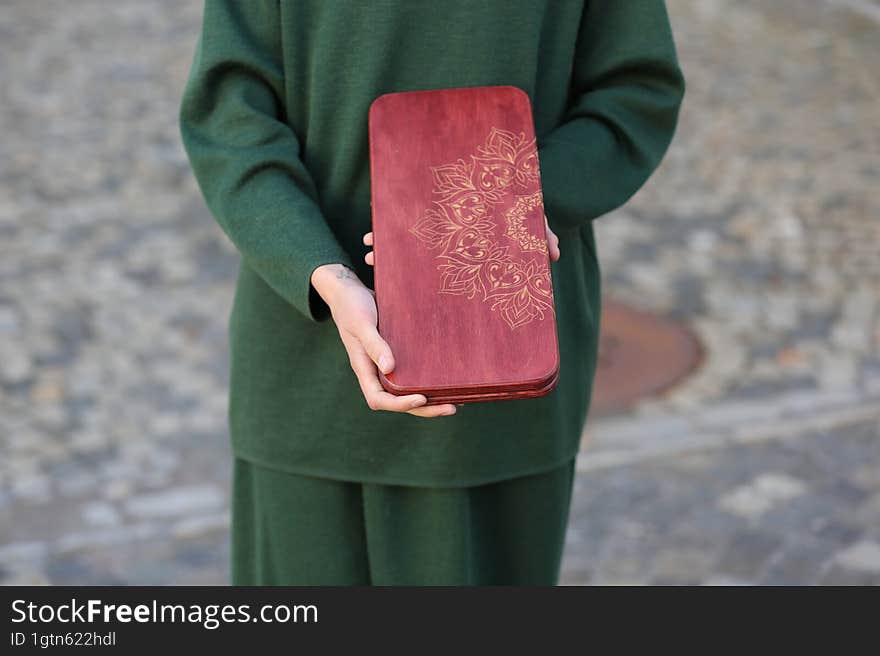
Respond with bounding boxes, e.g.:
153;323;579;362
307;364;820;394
368;85;559;403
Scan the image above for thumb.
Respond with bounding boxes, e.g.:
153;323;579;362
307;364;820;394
355;323;395;374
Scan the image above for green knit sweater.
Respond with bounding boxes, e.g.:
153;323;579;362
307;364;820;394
178;0;685;486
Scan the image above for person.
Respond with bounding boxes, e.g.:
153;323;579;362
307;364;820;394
178;0;685;585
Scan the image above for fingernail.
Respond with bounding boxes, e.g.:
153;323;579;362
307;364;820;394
411;397;426;408
378;355;391;372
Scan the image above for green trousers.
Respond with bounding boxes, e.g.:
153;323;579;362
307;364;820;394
230;455;577;586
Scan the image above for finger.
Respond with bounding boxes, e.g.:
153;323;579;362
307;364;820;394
544;214;561;262
548;230;561;262
347;341;454;417
408;404;457;417
370;390;429;412
363;232;374;246
348;347;427;412
355;323;395;374
364;250;374;266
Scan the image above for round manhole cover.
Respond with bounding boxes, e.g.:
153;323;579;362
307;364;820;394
591;299;703;416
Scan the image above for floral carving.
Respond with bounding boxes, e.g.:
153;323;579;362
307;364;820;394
409;127;554;330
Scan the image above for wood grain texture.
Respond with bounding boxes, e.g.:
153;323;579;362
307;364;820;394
368;85;559;404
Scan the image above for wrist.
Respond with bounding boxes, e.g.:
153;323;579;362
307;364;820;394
311;263;362;308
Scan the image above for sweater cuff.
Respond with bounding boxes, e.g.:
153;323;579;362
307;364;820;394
538;137;588;235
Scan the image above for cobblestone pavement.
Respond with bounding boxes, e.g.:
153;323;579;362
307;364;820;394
0;0;878;585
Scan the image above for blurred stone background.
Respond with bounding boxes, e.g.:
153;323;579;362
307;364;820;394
0;0;878;585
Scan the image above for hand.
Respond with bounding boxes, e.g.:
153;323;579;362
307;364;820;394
362;213;561;266
310;263;457;417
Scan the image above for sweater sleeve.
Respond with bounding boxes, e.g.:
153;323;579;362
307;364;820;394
178;0;354;322
537;0;686;233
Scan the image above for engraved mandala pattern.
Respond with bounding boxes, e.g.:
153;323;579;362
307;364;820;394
409;127;554;330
